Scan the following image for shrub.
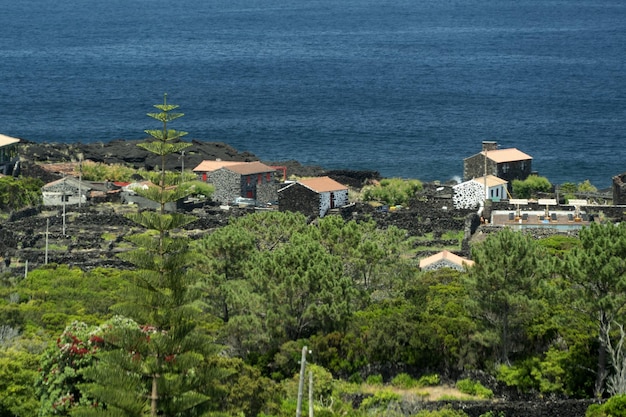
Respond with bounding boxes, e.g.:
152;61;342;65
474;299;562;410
391;372;418;389
456;378;493;399
366;374;384;386
587;394;626;417
418;374;441;387
362;178;423;206
512;175;552;199
0;176;43;212
359;390;401;410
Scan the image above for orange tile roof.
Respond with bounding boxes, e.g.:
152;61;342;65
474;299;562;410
225;161;276;175
472;175;508;187
482;148;532;163
298;176;348;193
0;134;20;147
419;250;475;269
192;160;246;172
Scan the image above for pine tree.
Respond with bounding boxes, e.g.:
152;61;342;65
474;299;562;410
75;95;221;417
466;228;552;365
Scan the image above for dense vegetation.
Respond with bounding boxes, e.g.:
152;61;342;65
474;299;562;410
1;100;623;416
2;212;626;416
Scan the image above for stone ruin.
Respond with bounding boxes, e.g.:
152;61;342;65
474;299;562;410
613;172;626;205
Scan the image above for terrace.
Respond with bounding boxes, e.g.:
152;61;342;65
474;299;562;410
490;199;593;230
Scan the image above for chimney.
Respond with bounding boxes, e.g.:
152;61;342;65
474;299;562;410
482;141;498;152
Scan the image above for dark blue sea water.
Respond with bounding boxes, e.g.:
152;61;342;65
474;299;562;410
1;0;624;188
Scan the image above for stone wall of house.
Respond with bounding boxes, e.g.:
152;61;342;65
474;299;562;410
463;154;496;181
421;259;465;272
464;154;531;183
453;181;484;209
496;160;532;183
278;183;319;218
256;181;280;205
211;169;242;204
318;191;331;217
333;189;349;208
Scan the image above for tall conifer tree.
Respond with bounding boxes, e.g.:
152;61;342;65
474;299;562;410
76;95;221;417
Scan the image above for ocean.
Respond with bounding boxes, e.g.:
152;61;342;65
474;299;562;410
1;0;624;188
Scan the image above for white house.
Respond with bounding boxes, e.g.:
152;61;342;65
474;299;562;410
42;176;90;206
453;175;508;209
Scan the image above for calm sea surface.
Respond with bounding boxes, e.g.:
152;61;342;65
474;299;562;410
1;0;624;188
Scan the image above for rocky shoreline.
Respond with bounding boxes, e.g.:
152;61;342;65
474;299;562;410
17;138;381;187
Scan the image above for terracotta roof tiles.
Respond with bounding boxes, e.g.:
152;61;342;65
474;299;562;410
419;250;474;270
298;176;348;193
482;148;532;163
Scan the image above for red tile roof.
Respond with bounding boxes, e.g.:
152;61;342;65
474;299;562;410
0;134;20;147
419;250;474;269
225;161;276;175
482;148;532;163
192;160;247;172
298;176;348;193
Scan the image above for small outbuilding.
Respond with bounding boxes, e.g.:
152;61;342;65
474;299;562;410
419;250;474;272
278;176;349;218
453;175;509;209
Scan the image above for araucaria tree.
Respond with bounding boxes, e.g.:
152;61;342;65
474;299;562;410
75;95;221;416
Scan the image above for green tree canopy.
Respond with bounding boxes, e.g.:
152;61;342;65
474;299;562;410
466;228;553;365
562;222;626;397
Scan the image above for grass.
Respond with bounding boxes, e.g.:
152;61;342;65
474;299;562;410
360;383;478;402
101;232;117;242
46;243;68;251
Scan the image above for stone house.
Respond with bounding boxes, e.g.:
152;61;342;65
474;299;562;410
42;176;91;206
192;160;249;182
0;134;20;175
464;141;533;183
419;250;474;272
203;161;280;206
278;176;349;218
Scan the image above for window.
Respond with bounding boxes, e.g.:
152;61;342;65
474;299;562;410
257;174;262;185
246;176;251;186
502;163;509;173
266;172;271;182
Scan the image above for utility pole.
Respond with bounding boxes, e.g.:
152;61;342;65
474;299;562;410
78;154;83;208
484;148;488;201
181;151;185;184
308;370;314;417
62;196;66;236
45;218;49;265
296;346;308;417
